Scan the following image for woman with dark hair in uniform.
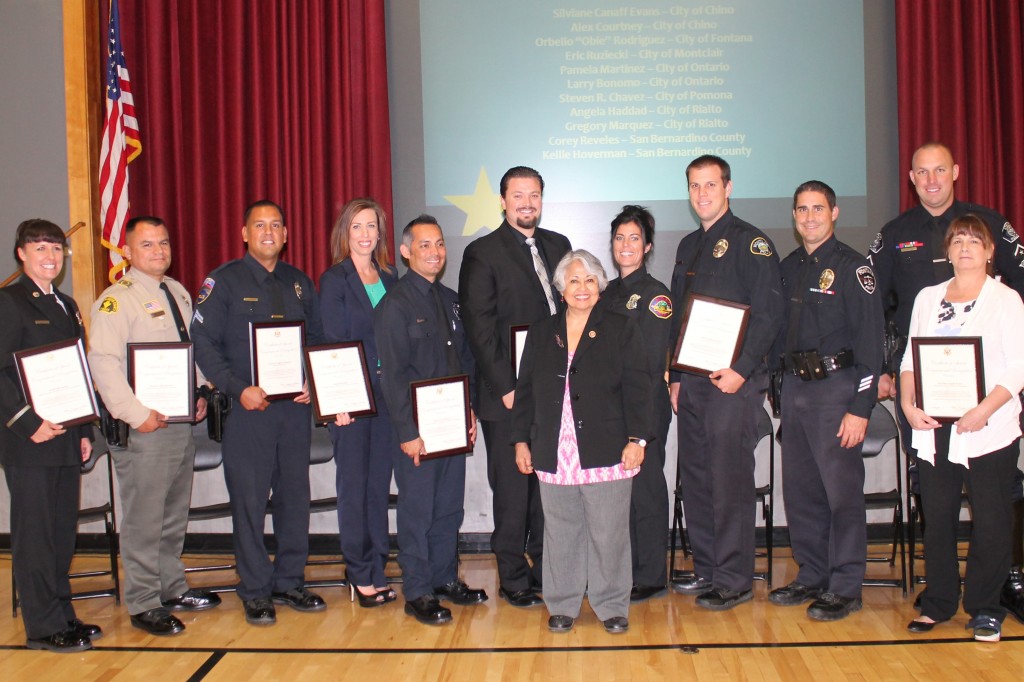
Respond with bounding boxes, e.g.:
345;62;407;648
0;219;98;652
319;199;399;606
603;206;674;602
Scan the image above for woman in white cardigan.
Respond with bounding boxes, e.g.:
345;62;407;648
900;214;1024;642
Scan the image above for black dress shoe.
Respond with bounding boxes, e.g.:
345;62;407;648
670;574;714;595
1001;571;1024;625
603;616;629;634
26;629;92;653
433;578;488;605
271;587;326;612
130;607;185;636
630;585;667;602
404;595;453;625
695;587;754;611
162;588;222;612
548;615;574;632
806;592;862;622
768;581;824;606
243;598;276;626
907;617;946;633
499;586;544;608
68;618;103;640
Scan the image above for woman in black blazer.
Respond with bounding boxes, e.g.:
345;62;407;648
511;249;652;635
319;199;399;606
0;220;97;652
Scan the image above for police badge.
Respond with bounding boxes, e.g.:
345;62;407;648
713;239;729;258
1003;222;1020;244
818;269;835;291
294;282;303;299
626;294;640;310
869;232;883;254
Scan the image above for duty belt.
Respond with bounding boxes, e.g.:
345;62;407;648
784;349;855;381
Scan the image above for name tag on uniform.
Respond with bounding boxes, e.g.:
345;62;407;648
34;319;50;325
243;297;259;302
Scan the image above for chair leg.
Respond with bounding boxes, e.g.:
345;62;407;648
766;501;774;588
105;511;121;605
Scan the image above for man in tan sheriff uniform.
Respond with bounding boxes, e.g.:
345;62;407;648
89;216;220;637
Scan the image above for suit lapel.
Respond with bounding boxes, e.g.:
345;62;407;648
570;304;603;364
21;277;75;336
343;260;375;319
500;224;547;300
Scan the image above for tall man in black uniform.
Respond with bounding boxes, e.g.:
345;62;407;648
870;142;1024;622
668;155;784;610
768;181;883;621
603;205;674;602
190;200;327;626
375;215;487;626
459;166;571;608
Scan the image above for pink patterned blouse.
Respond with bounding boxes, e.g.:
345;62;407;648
535;352;639;486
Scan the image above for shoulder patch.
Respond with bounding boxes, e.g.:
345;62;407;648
869;232;883;254
648;294;672;319
98;296;118;314
856;265;876;294
750;237;773;257
1003;222;1019;243
196;277;215;305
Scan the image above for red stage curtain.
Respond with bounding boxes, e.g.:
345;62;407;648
115;0;393;293
895;1;1024;225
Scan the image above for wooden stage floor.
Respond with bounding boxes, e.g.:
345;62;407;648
0;549;1021;681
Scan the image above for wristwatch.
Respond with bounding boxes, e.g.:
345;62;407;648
628;437;647;447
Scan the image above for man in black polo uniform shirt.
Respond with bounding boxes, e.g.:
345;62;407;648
668;155;784;610
870;142;1024;622
375;215;487;625
768;181;883;621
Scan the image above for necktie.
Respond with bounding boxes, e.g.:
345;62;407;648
430;283;461;375
525;237;557;315
159;281;190;342
266;273;285;317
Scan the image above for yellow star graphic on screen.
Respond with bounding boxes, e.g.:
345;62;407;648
445;167;502;236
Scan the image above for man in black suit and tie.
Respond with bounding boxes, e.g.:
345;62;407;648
459;166;571;607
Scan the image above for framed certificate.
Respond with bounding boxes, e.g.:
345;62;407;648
911;337;985;423
128;342;196;423
304;341;377;424
671;294;750;376
510;324;530;380
249;320;305;400
14;337;100;428
410;374;472;459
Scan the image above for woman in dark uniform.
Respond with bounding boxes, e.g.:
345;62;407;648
0;219;98;652
319;198;399;606
603;205;674;602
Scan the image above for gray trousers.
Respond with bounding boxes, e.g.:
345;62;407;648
113;424;195;614
539;478;632;621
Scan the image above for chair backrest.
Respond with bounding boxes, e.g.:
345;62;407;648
310;423;335;466
192;422;223;471
81;427;110;474
862;402;899;459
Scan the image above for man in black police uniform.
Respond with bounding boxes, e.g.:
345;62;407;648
668;155;784;610
870;142;1024;623
375;215;487;625
190;200;326;626
459;166;571;608
768;181;883;621
603;205;673;602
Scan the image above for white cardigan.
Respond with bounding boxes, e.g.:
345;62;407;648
900;276;1024;466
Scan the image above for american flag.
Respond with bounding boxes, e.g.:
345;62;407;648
98;0;141;282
